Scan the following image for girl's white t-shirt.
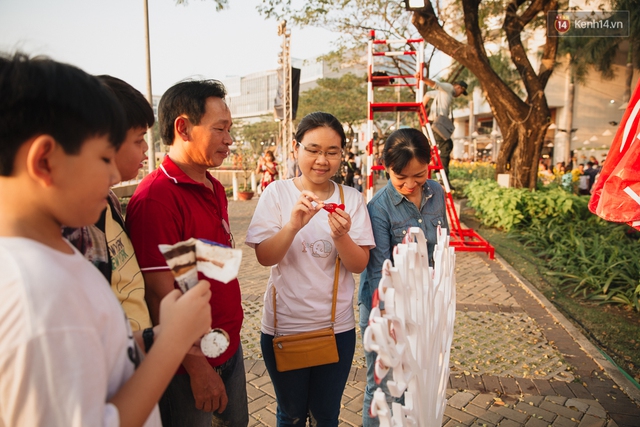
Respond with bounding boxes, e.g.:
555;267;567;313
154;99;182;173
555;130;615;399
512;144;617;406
246;180;375;335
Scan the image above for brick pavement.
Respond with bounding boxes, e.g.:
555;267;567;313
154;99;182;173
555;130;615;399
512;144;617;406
228;196;640;427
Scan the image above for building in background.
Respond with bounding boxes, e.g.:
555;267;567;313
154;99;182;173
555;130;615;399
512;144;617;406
446;18;638;166
223;56;365;123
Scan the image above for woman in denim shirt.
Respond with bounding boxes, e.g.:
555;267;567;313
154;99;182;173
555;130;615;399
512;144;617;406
359;128;448;426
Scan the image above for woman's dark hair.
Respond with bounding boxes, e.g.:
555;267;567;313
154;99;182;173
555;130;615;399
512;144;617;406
382;128;431;175
0;53;125;176
158;79;227;146
97;75;155;131
295;112;346;148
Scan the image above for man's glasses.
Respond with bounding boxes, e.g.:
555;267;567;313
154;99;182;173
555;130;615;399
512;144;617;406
297;142;342;160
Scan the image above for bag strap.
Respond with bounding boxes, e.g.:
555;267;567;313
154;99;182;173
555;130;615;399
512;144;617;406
273;184;344;335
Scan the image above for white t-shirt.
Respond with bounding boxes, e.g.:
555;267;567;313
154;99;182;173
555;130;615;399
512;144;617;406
424;80;454;121
0;237;161;427
246;180;375;335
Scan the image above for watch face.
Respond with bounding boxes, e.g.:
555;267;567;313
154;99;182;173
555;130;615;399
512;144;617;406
201;328;230;358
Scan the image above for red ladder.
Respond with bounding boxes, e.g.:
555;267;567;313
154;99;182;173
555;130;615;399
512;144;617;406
365;31;494;258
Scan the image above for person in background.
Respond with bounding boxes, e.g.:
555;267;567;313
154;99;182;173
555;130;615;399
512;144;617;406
415;72;468;179
63;75;154;332
286;149;299;179
257;149;278;190
538;162;554;186
246;112;375;426
359;128;448;427
584;161;599;193
353;167;363;193
0;52;211;427
577;164;591;195
126;79;249;427
344;152;357;187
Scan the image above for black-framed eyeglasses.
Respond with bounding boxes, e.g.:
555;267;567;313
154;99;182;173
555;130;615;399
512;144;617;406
297;142;342;160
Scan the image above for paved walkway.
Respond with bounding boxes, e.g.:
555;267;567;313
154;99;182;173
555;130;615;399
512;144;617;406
228;195;640;427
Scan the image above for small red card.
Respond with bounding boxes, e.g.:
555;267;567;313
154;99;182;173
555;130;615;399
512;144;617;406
323;203;345;213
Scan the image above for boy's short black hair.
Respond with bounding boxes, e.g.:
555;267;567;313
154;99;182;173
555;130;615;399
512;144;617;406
97;75;155;131
158;79;227;146
0;53;125;176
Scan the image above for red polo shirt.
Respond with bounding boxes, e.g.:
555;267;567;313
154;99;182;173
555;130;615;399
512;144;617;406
126;155;242;368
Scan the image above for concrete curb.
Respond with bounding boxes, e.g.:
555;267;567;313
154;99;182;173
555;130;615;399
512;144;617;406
494;252;640;406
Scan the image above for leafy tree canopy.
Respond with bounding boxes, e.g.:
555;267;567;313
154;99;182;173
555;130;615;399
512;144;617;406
297;73;367;130
175;0;227;11
232;117;279;154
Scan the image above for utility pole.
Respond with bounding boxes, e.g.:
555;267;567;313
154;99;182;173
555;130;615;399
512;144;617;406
562;53;574;165
144;0;156;173
277;20;292;178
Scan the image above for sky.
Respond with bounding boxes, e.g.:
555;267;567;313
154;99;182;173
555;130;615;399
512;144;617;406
0;0;340;96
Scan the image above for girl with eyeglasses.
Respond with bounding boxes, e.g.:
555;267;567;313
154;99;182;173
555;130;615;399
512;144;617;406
246;112;374;426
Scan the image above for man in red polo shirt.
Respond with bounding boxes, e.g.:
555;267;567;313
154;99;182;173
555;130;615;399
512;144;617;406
126;80;248;427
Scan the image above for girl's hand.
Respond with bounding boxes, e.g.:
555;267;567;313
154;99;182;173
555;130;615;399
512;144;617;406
328;206;351;239
289;190;323;231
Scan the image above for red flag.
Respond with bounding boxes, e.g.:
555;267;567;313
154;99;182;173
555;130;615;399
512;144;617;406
589;79;640;231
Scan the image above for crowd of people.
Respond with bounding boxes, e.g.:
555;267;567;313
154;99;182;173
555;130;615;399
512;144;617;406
538;155;603;194
0;52;450;427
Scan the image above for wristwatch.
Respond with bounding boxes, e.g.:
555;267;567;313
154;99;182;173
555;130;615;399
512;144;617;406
143;327;154;353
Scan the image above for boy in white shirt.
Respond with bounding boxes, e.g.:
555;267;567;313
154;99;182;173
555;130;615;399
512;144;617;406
0;53;212;427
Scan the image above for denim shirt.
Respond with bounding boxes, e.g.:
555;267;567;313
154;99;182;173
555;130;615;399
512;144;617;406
358;179;448;311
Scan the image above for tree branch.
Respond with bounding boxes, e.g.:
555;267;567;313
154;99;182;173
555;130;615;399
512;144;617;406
537;0;558;87
414;1;526;114
503;0;546;102
460;0;485;55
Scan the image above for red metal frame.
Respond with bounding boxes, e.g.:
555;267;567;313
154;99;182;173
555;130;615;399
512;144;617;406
366;48;494;258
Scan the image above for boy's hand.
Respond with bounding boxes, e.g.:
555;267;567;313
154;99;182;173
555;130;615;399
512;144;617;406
159;280;211;351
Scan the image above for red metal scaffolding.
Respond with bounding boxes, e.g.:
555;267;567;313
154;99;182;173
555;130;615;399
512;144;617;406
365;31;494;258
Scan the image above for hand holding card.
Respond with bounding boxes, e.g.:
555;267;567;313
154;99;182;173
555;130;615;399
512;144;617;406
159;238;242;358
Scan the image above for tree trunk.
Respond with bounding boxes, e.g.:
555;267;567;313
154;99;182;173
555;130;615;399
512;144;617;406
489;90;549;188
411;0;557;188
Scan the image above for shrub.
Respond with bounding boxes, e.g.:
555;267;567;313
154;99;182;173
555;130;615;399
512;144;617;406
448;162;495;195
464;179;640;311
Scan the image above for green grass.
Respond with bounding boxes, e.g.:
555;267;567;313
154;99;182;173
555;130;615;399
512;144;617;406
461;209;640;385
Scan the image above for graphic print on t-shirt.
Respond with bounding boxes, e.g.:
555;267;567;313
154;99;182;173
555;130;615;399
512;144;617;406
104;204;152;331
301;239;333;258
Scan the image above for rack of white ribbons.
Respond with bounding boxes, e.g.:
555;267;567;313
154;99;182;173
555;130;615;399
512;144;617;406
363;227;456;427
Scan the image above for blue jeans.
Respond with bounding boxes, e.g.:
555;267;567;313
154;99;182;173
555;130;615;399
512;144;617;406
159;344;249;427
261;329;356;427
359;303;404;427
